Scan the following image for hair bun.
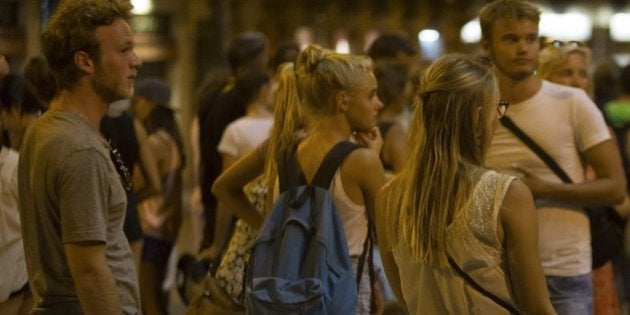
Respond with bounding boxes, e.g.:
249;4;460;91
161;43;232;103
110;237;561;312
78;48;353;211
296;45;325;74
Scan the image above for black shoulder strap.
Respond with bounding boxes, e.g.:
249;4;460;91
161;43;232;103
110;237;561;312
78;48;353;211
500;116;573;184
311;141;361;189
277;142;305;193
448;256;520;314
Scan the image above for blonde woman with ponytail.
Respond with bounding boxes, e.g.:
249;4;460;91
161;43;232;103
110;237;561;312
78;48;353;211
375;54;555;314
214;45;386;313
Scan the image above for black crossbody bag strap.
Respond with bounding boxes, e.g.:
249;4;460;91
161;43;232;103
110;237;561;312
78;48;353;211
500;116;574;184
447;256;520;314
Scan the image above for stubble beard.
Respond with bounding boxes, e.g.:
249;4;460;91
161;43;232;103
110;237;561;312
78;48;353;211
93;65;129;105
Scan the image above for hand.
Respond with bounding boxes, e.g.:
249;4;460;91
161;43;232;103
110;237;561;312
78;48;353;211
354;127;383;155
198;243;223;262
511;163;548;198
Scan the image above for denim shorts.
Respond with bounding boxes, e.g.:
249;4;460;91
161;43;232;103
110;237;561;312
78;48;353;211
546;273;593;315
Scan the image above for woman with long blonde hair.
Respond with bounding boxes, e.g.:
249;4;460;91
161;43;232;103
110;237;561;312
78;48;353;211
376;54;555;314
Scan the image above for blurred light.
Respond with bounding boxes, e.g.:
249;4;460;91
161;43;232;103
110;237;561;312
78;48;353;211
418;29;440;42
131;0;153;15
418;29;442;60
594;6;614;28
335;39;350;54
611;13;630;42
540;12;591;41
461;18;481;43
294;27;313;50
459;12;592;44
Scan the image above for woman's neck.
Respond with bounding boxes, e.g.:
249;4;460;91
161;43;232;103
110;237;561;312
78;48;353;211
307;116;352;145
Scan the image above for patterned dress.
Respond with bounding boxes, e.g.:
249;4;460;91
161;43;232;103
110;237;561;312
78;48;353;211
215;175;267;305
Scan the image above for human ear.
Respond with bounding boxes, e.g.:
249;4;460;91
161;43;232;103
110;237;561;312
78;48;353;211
74;51;95;74
335;91;350;112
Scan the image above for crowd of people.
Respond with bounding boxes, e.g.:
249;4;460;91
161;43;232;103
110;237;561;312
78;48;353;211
1;0;630;314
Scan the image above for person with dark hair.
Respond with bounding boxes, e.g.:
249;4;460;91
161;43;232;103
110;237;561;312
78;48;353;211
269;42;300;74
22;56;57;111
481;1;626;314
17;0;142;313
100;98;162;274
367;32;416;66
131;78;184;315
0;74;40;314
203;68;274;262
374;61;409;175
198;32;268;254
0;74;43;150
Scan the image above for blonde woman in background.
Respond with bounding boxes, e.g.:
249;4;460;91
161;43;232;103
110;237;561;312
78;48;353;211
538;41;626;315
376;54;555;314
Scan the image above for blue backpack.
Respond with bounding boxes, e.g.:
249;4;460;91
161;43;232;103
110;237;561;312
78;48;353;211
245;141;373;314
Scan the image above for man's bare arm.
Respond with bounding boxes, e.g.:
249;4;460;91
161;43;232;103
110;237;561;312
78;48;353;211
65;242;121;314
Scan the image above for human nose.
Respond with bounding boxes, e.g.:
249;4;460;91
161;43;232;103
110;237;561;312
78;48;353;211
131;51;143;68
376;96;384;110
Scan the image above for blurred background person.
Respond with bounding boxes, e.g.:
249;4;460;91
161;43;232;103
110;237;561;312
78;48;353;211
374;61;409;175
101;99;162;272
538;40;625;315
198;32;268;256
203;68;274;261
0;74;42;314
22;57;56;112
131;78;184;315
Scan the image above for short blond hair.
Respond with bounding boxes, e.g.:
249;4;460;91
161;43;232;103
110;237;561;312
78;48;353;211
479;0;540;41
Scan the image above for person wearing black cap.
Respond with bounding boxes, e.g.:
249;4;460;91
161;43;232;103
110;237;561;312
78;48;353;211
131;78;185;315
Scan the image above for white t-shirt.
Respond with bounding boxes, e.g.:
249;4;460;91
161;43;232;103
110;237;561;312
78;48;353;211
485;80;610;277
218;116;273;158
0;146;28;301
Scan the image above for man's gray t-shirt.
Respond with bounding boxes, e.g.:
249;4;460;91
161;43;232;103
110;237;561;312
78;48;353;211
18;109;139;314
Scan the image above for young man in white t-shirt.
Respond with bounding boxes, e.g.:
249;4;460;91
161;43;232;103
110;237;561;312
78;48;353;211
480;1;626;314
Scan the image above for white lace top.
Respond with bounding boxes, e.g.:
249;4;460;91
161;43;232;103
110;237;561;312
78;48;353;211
392;170;518;314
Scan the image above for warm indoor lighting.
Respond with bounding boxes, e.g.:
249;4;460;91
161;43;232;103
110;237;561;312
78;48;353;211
418;29;440;43
131;0;153;15
540;12;592;41
418;29;441;60
461;19;481;43
335;39;350;54
610;13;630;42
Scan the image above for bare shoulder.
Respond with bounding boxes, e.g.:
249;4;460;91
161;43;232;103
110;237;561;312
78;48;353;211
501;178;535;220
384;123;406;141
345;146;381;168
343;147;383;177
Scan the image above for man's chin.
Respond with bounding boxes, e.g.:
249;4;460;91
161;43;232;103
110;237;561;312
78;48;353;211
508;70;534;81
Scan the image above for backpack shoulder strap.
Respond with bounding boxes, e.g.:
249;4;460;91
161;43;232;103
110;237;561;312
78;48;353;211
277;142;306;193
311;141;361;189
